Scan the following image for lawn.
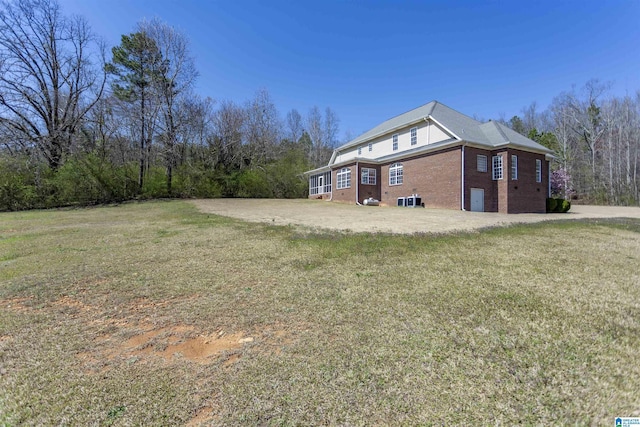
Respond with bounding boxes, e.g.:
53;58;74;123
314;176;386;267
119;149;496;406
1;200;639;425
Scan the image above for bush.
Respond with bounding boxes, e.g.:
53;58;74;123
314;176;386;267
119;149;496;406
559;199;571;213
547;197;571;213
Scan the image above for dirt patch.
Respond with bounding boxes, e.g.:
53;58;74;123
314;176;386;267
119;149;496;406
191;199;640;234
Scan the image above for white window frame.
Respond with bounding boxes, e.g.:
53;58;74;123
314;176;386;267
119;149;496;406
368;143;372;152
492;155;503;180
410;127;417;146
358;147;362;156
392;134;398;151
511;155;518;180
309;172;331;195
336;167;351;189
477;155;487;173
361;168;376;185
536;159;542;183
389;162;403;186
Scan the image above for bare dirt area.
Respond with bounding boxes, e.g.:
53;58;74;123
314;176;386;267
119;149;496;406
191;199;640;234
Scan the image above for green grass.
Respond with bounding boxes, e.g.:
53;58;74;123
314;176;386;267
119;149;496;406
1;200;639;425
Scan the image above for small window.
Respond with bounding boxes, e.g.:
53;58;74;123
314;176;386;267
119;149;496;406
492;155;503;180
511;155;518;180
358;147;362;155
392;134;398;151
536;159;542;183
361;168;376;185
477;155;487;173
410;127;417;146
389;162;403;185
336;167;351;189
368;143;372;152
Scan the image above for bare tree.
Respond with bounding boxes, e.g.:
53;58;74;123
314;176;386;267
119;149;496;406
138;18;197;193
0;0;106;169
212;99;244;170
244;88;281;166
285;108;303;144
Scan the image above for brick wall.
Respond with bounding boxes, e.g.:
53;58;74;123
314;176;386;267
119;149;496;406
504;149;548;213
380;147;461;209
331;163;357;203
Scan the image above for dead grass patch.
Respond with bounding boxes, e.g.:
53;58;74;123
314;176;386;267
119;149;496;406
1;201;639;425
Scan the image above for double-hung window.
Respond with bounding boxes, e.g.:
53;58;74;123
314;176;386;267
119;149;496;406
358;147;362;156
389;162;403;185
477;155;487;172
392;134;398;151
336;167;351;189
410;127;417;146
368;143;373;152
361;168;376;185
536;159;542;183
511;155;518;180
492;155;503;180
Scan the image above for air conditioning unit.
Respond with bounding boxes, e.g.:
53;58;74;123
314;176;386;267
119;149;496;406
406;195;422;207
397;197;406;207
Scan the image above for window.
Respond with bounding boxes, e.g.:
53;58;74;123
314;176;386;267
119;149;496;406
511;155;518;180
336;167;351;189
358;147;362;156
392;134;398;151
410;127;417;146
492;155;503;180
389;162;403;185
361;168;376;185
536;159;542;183
368;143;372;152
309;172;331;195
477;155;487;173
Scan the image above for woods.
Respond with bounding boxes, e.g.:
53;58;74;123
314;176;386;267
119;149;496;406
1;0;639;211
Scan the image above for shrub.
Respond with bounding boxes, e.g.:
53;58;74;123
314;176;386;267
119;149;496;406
546;198;557;213
559;199;571;213
547;198;571;213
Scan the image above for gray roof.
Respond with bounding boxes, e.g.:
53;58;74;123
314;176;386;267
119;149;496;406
338;101;552;154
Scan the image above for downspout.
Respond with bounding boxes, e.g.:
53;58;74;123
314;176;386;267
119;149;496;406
461;144;466;211
328;170;333;201
548;161;551;198
355;162;361;205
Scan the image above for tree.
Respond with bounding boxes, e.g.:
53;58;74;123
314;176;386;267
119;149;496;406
285;109;303;144
138;18;197;194
0;0;106;170
107;31;164;190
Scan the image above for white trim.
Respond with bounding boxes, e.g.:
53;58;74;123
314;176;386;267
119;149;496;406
427;115;462;141
461;145;465;211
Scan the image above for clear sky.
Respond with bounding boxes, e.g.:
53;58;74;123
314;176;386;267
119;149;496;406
58;0;640;141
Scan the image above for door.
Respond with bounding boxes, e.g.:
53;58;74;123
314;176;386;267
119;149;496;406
318;175;324;192
470;188;484;212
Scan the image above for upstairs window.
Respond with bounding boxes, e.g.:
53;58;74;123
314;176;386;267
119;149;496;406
477;155;487;172
410;127;417;145
389;162;403;185
368;143;373;152
336;167;351;189
361;168;376;185
511;155;518;180
358;147;362;156
392;134;398;151
536;159;542;183
492;155;503;180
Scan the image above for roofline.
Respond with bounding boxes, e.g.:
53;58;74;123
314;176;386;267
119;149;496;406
427;115;462;141
306;139;555;173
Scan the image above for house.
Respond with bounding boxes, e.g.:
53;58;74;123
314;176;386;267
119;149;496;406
305;101;554;213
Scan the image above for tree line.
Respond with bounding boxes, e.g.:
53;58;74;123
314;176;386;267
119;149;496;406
0;0;337;210
1;0;639;211
503;80;640;205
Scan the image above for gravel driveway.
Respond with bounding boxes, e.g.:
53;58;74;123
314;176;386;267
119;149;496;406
191;199;640;234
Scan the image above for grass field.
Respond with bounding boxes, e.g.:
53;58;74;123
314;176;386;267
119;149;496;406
1;200;639;425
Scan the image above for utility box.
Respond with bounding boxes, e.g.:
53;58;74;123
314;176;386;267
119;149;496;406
397;197;406;207
406;195;422;207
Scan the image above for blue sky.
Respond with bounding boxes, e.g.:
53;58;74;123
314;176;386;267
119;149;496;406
59;0;640;141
